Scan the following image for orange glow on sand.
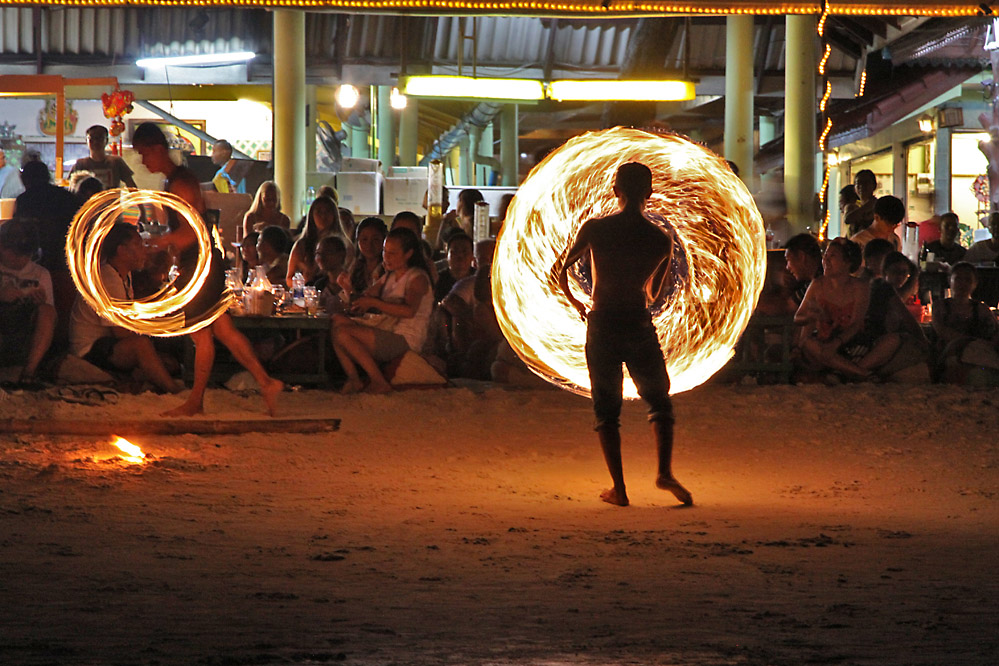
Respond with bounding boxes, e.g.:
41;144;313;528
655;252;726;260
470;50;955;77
66;189;230;337
492;127;766;398
110;437;145;464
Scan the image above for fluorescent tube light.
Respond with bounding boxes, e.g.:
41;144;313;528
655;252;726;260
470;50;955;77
402;76;545;102
136;52;256;68
548;80;695;102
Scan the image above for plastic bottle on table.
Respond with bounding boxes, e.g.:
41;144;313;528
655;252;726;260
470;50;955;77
292;271;306;307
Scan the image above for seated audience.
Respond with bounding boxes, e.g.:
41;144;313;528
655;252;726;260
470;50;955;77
924;212;966;266
337;216;386;298
932;262;999;383
850;195;904;251
0;218;56;387
964;211;999;264
234;231;260;283
331;227;433;394
287;196;341;286
313;236;348;314
435;232;475;303
131;249;172;300
392;210;437;281
338;207;357;245
856;237;894;281
882;251;922;320
843;169;878;236
69;223;182;393
256;225;290;285
243;181;291;236
794;238;876;379
783;233;822;306
436;188;484;250
442;239;502;379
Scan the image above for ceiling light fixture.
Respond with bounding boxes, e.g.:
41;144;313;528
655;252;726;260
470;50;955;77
136;52;256;68
390;87;408;110
336;84;360;109
547;79;696;102
402;76;545;102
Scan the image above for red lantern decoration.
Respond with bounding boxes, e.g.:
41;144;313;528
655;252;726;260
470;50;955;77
101;85;135;155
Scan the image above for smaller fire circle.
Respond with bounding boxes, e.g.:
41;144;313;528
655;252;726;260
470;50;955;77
66;189;229;337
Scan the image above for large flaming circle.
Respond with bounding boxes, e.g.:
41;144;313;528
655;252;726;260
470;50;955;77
66;189;229;337
492;127;766;397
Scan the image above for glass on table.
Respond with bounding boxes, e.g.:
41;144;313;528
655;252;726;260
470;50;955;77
303;286;319;316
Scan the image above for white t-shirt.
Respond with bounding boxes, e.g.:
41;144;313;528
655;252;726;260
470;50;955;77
0;164;25;199
0;258;53;306
963;239;999;264
70;262;131;357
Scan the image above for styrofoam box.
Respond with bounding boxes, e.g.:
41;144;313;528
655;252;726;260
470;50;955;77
384;177;429;217
390;166;429;179
337;172;383;215
341;157;382;174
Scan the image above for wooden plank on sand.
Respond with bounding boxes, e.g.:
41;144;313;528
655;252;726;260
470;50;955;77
0;418;340;436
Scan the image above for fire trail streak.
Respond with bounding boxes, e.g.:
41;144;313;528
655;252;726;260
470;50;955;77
66;189;230;337
492;127;766;397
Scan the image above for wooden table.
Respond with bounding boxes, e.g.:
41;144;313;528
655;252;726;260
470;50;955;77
184;312;332;386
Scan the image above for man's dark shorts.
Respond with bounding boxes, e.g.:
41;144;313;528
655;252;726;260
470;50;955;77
82;336;120;372
585;308;673;430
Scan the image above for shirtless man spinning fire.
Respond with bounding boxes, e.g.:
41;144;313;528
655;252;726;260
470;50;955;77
556;162;692;507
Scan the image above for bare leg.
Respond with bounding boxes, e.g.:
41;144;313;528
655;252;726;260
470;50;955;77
162;327;214;417
652;419;692;506
21;303;56;380
857;333;901;371
111;334;183;394
331;322;364;393
332;324;392;393
211;313;283;415
802;337;871;379
596;425;628;506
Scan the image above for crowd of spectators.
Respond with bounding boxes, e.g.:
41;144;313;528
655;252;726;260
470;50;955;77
2;139;996;394
758;186;999;386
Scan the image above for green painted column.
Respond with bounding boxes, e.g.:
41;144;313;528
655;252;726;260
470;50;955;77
458;134;472;186
273;9;306;222
784;15;817;233
398;98;419;166
725;14;754;188
500;104;519;187
376;85;395;170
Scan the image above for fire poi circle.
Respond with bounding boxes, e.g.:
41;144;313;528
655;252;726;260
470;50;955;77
491;127;766;397
66;189;230;337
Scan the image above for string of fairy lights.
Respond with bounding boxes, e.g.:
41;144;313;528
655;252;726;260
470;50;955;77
818;0;832;239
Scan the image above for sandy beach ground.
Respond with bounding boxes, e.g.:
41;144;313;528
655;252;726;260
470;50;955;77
1;381;997;665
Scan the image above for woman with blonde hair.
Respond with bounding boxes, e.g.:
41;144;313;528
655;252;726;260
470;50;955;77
243;180;291;236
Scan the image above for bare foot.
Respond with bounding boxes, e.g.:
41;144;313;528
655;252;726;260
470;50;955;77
656;475;693;506
365;380;392;394
160;398;204;418
340;378;363;395
600;487;629;507
260;378;284;417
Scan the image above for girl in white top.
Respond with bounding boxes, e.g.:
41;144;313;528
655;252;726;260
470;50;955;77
331;227;433;394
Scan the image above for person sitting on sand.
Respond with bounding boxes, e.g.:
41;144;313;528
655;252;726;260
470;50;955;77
794;238;876;380
555;161;692;508
330;227;433;394
69;223;182;394
856;237;894;282
932;262;999;383
0;218;57;388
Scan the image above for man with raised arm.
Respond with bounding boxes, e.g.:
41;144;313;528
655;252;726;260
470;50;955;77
556;162;692;507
